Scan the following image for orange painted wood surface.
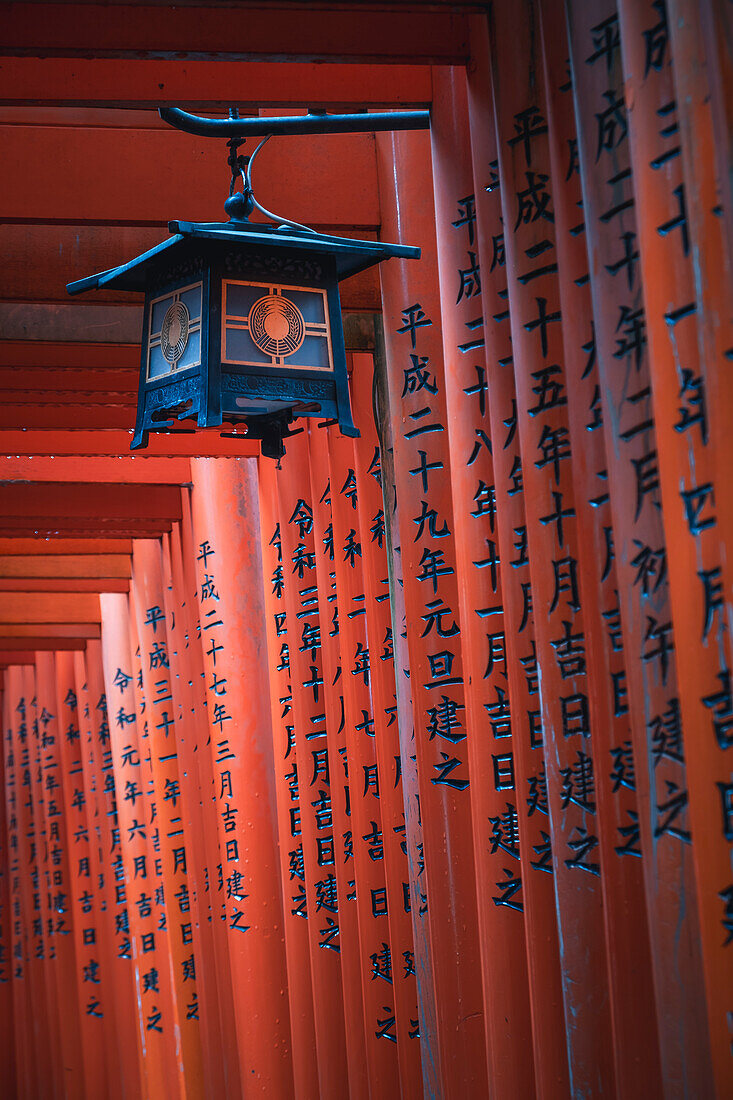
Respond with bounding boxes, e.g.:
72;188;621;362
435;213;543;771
0;4;470;64
0;6;731;1097
0;57;432;108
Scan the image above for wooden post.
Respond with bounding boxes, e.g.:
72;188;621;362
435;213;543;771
0;683;18;1100
430;62;536;1096
34;651;86;1100
616;0;731;1088
464;22;571;1097
538;3;663;1092
270;434;352;1098
100;592;176;1100
489;2;616;1089
375;125;490;1098
4;666;36;1100
130;540;205;1098
257;458;321;1100
188;458;296;1097
351;353;424;1099
55;651;109;1099
566;2;714;1090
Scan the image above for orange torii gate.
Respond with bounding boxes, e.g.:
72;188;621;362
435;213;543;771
0;3;732;1098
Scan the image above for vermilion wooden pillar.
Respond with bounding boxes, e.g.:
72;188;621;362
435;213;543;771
188;457;295;1098
20;665;54;1100
489;2;616;1090
176;496;246;1100
302;427;370;1100
566;2;713;1091
4;667;36;1100
257;459;320;1100
538;3;663;1093
617;2;731;1090
55;651;109;1100
72;649;127;1100
130;540;204;1099
81;640;142;1100
269;433;352;1098
34;651;85;1100
161;528;230;1100
350;355;424;1100
667;2;733;1088
0;687;17;1100
429;63;535;1096
100;591;176;1100
374;379;435;1100
464;23;571;1099
27;664;64;1100
375;126;489;1099
320;419;402;1095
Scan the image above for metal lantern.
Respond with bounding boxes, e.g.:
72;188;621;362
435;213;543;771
67;108;424;457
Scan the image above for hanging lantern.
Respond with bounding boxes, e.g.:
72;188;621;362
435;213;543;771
67;109;423;457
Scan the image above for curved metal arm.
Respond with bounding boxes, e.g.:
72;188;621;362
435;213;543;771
241;136;317;234
159;106;430;138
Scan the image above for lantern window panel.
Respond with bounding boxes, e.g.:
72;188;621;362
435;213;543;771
222;280;333;372
146;281;203;382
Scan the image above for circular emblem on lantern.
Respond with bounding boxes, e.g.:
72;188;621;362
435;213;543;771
248;294;306;358
160;300;190;364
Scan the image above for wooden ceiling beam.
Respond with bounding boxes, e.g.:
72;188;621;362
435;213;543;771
0;592;100;623
0;457;190;484
0;430;259;457
0;5;469;64
0;341;138;369
0;525;172;539
0;578;129;592
0;126;380;228
0;59;433;108
0;482;182;520
0;650;37;664
0;643;86;657
0;538;133;554
0;554;131;578
0;624;100;638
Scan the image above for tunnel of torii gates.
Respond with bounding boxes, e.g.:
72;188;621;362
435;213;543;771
0;2;732;1099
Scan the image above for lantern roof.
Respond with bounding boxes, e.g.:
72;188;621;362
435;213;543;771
67;220;420;296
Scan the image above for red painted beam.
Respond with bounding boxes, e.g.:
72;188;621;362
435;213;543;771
0;554;130;577
0;578;128;592
0;429;259;457
0;482;181;520
0;649;35;664
0;407;137;430
0;624;100;637
0;370;138;392
0;537;132;554
0;5;469;64
0;457;190;484
0;341;138;369
0;125;380;228
1;391;137;406
0;592;100;622
0;58;433;108
0;525;173;538
0;638;84;651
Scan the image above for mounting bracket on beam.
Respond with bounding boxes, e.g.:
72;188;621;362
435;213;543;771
159;106;431;138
